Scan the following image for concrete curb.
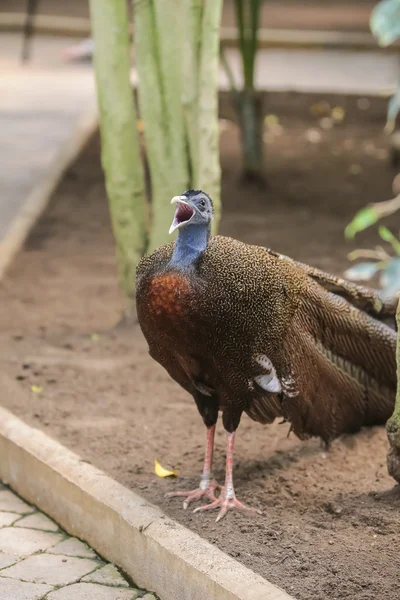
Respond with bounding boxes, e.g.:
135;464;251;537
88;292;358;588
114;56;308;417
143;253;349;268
0;104;98;281
0;376;294;600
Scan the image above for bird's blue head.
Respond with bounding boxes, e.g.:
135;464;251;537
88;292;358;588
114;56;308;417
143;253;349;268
169;190;214;234
169;190;214;267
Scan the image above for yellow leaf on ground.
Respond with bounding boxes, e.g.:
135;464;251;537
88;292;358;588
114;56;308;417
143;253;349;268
332;106;345;122
264;114;279;127
154;459;178;478
31;385;42;393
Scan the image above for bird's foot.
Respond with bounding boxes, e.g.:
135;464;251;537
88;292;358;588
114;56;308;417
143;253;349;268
193;489;262;522
165;479;221;510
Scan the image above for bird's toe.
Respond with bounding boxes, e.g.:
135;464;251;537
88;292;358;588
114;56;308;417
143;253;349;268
166;479;221;509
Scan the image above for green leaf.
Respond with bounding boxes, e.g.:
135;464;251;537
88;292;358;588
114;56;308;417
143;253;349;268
344;206;380;239
378;225;395;242
344;262;380;282
370;0;400;47
378;226;400;254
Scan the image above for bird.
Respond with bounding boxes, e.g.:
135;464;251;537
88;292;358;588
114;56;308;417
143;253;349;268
136;190;397;522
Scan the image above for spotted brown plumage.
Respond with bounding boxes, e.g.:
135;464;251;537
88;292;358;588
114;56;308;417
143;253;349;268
136;190;397;521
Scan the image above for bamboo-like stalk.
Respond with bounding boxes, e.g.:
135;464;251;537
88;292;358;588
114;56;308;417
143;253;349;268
225;1;265;184
182;0;203;184
89;0;148;313
134;0;223;245
249;0;261;86
196;0;223;232
234;0;250;87
153;0;189;194
133;0;172;251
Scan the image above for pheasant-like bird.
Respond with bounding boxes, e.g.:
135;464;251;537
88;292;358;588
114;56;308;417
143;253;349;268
136;190;397;521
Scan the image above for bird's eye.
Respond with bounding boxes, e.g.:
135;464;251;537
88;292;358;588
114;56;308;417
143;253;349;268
199;199;206;208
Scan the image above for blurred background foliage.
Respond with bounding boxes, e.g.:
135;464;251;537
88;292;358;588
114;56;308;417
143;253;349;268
345;0;400;298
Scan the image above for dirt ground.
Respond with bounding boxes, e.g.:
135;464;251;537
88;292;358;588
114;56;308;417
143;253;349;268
1;92;400;600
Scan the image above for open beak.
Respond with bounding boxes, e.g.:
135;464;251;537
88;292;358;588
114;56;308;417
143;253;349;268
169;196;196;234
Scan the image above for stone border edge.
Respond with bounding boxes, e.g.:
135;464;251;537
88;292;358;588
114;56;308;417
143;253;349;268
0;103;98;282
0;388;294;600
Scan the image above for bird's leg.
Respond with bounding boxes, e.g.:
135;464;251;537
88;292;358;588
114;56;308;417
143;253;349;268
194;432;262;522
165;424;221;509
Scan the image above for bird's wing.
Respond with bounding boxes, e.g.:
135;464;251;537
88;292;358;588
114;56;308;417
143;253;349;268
245;393;283;425
280;279;397;442
261;247;397;325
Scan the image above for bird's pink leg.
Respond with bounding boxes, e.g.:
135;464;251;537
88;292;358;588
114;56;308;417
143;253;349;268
194;432;262;522
166;424;221;509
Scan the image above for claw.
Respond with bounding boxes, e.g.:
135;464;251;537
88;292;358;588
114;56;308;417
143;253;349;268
165;479;221;509
193;490;262;522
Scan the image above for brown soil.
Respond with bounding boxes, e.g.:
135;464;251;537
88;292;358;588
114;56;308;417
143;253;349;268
1;92;400;600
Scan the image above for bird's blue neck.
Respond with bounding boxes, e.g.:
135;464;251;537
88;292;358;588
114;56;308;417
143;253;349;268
171;224;210;268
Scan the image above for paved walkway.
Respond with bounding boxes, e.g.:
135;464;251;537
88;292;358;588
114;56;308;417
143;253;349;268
0;482;155;600
0;33;96;243
219;47;400;95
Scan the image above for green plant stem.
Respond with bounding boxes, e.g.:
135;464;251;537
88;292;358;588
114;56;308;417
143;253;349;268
89;0;148;312
196;0;223;232
220;46;238;92
249;0;261;87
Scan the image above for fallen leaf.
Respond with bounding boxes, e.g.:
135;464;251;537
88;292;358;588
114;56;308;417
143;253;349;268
309;101;331;117
91;333;100;341
154;459;178;478
331;106;345;122
264;114;279;127
31;385;43;393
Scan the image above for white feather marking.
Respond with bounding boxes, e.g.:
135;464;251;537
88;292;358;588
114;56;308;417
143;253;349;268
281;374;299;398
254;374;281;393
256;355;273;372
254;355;281;393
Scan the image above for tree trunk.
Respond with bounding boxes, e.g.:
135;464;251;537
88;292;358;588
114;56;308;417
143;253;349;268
386;302;400;482
196;0;223;233
89;0;148;313
134;0;188;252
134;0;223;247
153;1;189;193
233;88;265;186
182;0;203;185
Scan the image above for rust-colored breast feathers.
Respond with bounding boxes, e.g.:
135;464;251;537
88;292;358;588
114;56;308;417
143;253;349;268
147;272;192;320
